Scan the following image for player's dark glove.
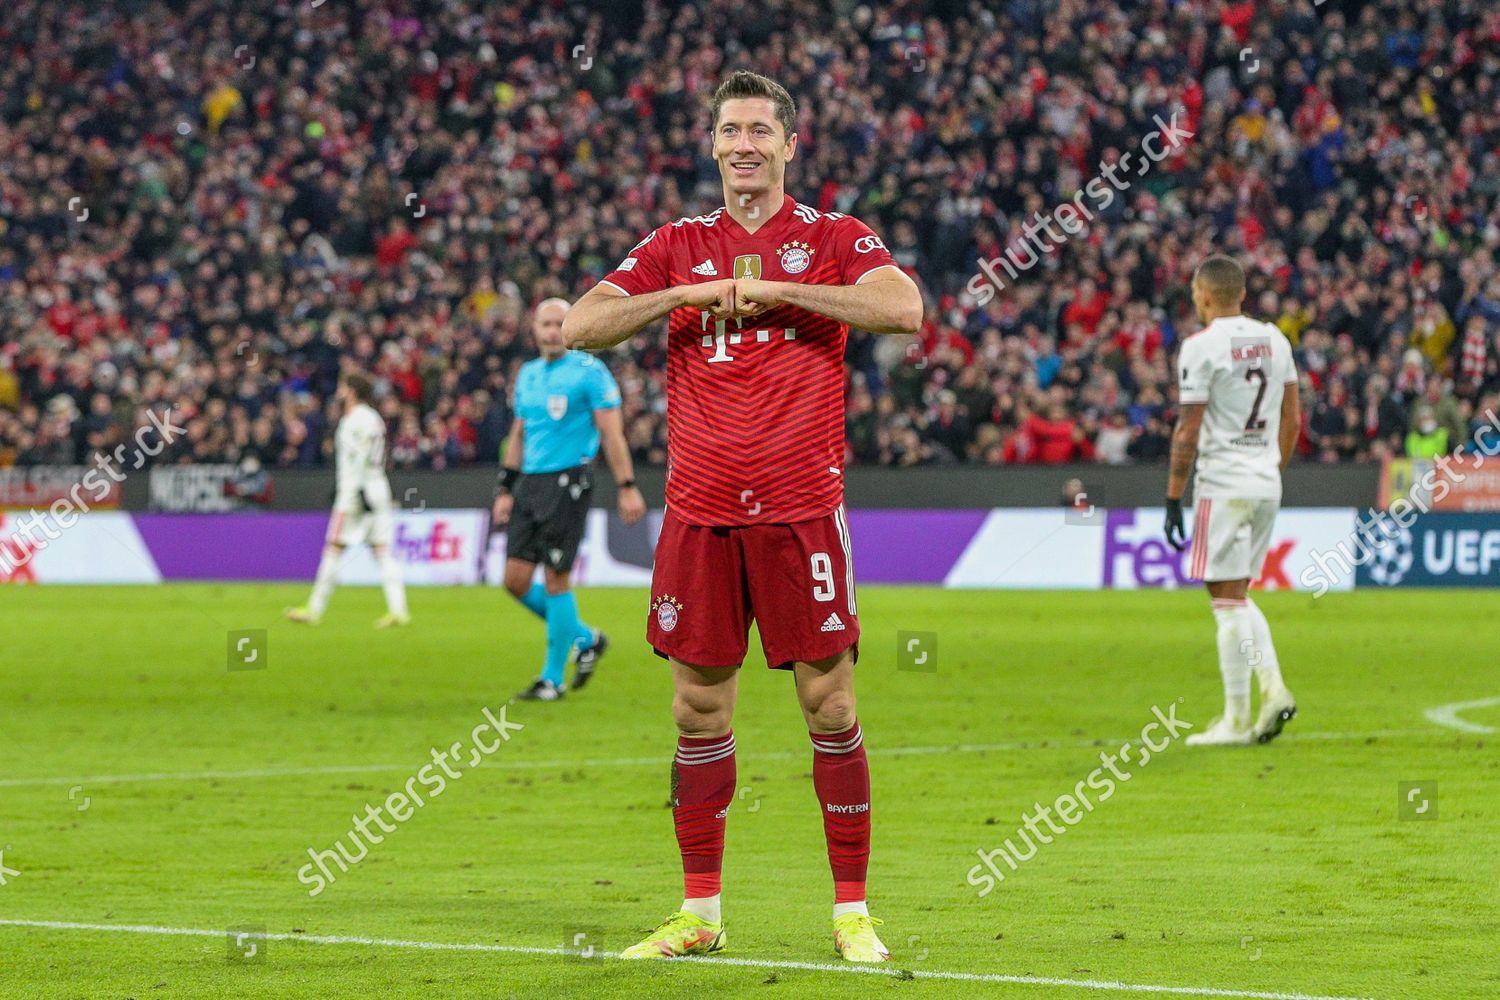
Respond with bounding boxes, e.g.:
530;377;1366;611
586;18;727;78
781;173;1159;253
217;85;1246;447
1164;497;1187;551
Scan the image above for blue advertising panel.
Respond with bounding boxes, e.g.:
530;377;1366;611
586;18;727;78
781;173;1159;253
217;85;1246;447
1354;513;1500;588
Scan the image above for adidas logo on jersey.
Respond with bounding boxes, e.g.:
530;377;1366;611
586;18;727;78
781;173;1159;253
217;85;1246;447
691;258;718;276
820;612;846;632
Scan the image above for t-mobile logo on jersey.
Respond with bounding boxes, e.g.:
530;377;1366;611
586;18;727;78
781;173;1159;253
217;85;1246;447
700;312;796;363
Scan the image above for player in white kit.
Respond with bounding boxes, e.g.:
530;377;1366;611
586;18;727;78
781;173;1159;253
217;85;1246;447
1164;257;1299;746
287;371;410;628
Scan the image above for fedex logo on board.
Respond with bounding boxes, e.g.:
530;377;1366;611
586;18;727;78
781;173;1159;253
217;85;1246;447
1101;509;1292;589
394;520;465;564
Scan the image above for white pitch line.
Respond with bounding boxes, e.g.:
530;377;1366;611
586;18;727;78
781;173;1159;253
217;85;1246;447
0;919;1379;1000
0;762;417;789
0;730;1436;790
1424;696;1500;734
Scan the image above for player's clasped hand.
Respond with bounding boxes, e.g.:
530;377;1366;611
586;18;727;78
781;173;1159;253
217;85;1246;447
731;277;779;317
1163;496;1187;551
681;278;739;319
682;278;783;320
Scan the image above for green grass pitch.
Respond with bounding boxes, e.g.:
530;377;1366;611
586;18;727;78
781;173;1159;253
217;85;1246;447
0;584;1495;1000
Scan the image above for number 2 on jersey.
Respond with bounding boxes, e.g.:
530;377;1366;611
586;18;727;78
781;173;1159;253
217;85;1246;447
1244;367;1268;431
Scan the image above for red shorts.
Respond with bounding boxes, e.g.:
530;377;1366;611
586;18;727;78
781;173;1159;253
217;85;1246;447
648;506;860;670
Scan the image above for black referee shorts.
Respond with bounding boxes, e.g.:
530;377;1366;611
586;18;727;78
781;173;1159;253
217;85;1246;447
506;465;593;571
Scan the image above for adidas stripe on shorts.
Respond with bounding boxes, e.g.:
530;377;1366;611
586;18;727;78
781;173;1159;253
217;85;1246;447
1186;496;1279;583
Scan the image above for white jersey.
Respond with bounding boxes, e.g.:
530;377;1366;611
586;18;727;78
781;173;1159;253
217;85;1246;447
1177;315;1297;498
333;402;392;513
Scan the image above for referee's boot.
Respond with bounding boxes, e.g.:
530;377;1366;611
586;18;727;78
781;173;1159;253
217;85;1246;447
516;678;565;701
571;630;609;690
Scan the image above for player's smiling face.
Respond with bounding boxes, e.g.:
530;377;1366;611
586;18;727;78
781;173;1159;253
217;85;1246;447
713;98;796;198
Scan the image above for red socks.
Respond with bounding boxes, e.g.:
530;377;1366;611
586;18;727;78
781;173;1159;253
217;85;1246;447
671;732;736;900
811;722;871;903
670;725;871;906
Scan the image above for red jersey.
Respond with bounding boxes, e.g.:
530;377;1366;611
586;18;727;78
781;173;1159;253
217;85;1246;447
600;195;900;526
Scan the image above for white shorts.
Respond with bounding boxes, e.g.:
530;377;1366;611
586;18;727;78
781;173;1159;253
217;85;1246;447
1188;497;1279;583
327;503;394;548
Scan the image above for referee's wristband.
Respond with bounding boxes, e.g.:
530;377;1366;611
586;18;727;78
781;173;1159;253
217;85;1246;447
619;478;636;490
496;467;520;495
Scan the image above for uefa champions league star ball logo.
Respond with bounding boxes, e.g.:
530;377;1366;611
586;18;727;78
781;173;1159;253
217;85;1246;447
1360;518;1415;586
776;241;813;275
653;595;683;632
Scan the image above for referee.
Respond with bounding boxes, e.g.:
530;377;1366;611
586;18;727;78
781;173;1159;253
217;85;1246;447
493;297;646;700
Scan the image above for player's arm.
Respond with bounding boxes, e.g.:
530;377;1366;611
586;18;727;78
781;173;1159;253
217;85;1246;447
1164;403;1205;550
492;419;524;527
563;281;736;350
1167;404;1205;500
592;407;645;525
1279;378;1301;473
734;267;922;335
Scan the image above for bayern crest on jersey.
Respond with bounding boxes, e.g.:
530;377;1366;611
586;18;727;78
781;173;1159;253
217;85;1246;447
652;595;683;632
777;240;814;275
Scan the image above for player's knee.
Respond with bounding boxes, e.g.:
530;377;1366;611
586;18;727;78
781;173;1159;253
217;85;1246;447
672;689;732;737
502;575;530;599
803;689;857;733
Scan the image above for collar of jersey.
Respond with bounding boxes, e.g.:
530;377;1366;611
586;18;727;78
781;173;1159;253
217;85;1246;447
720;192;795;237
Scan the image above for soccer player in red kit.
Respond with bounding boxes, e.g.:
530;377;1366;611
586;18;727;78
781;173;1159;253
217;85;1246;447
563;70;922;962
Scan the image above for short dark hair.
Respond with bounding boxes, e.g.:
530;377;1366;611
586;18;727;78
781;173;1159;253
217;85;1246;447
342;370;375;404
1193;255;1246;304
709;70;796;138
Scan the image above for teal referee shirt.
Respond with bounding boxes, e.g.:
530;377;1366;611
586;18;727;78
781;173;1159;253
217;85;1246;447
512;352;622;474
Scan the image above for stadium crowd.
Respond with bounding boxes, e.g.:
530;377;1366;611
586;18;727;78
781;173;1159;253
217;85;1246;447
3;0;1500;472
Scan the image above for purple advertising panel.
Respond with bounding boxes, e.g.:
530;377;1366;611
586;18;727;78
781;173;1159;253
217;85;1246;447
18;507;1360;591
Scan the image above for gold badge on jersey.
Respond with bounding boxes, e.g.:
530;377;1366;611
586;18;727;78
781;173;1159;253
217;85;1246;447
733;254;762;280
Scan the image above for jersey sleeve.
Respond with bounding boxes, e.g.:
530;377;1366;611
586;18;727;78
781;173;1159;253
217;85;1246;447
599;224;673;296
584;357;623;411
1177;337;1212;404
832;215;901;285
